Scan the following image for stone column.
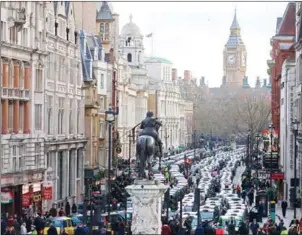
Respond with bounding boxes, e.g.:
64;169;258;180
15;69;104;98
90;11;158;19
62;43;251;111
24;66;31;134
13;63;20;133
126;180;168;234
2;62;9;134
24;66;30;89
2;100;8;134
64;151;70;199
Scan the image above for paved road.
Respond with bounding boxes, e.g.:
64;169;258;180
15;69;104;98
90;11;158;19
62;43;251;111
232;165;246;186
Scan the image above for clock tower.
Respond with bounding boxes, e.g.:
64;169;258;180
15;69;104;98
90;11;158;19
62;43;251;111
223;9;247;88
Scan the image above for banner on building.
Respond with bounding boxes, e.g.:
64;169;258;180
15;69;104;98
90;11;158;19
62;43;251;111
1;188;13;204
22;192;31;207
42;186;52;200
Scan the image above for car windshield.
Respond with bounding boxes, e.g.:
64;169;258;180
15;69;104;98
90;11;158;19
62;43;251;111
72;216;82;225
200;212;213;220
183;205;193;212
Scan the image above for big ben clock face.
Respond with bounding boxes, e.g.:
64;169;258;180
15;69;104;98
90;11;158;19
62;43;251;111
227;55;235;64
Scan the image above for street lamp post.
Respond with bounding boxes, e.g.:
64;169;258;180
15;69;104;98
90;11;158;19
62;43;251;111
255;133;261;190
269;123;275;186
292;118;299;219
105;108;116;231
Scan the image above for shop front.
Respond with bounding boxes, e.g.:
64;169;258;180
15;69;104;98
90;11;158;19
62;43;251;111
1;172;44;215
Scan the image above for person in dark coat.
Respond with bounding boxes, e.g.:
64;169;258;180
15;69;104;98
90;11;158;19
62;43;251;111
281;200;288;218
194;224;204;235
2;217;7;235
47;223;58;235
34;214;44;235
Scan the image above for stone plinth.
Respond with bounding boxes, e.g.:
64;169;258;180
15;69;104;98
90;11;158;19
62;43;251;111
126;179;168;235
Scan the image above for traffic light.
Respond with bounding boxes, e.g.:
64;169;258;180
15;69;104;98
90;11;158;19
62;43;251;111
289;188;296;203
185;158;191;165
112;199;118;210
170;195;178;212
164;188;170;209
193;188;200;211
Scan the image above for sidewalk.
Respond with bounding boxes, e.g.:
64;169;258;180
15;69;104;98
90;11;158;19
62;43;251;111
259;207;301;227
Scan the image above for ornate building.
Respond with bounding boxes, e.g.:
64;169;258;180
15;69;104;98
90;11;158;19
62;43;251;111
223;10;247;88
117;15;148;158
43;2;87;209
1;1;47;215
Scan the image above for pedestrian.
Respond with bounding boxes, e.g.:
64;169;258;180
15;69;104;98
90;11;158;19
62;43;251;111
20;223;27;235
250;219;259;235
281;200;288;218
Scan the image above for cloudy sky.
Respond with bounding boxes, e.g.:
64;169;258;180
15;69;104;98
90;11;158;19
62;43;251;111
107;2;288;87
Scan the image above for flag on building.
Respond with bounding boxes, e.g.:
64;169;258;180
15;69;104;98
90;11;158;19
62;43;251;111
145;33;153;38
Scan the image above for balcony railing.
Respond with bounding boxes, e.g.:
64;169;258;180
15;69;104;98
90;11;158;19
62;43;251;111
1;88;30;100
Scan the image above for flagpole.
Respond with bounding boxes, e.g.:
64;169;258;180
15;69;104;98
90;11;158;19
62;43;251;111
151;33;154;57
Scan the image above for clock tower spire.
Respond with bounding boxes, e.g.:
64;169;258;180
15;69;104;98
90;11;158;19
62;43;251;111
222;9;247;88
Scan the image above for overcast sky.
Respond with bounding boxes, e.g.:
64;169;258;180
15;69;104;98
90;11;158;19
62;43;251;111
108;2;288;87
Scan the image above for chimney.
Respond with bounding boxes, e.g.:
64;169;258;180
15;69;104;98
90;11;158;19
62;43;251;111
184;70;191;81
263;78;267;87
172;68;177;81
256;76;261;88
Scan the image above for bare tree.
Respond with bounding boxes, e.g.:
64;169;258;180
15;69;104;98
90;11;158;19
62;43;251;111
196;88;271;138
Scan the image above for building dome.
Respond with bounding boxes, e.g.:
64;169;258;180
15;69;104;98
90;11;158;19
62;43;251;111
121;14;142;37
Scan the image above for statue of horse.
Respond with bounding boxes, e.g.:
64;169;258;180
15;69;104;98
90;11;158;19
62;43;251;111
136;122;162;179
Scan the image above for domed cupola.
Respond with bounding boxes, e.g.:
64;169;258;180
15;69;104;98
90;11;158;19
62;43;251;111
121;14;142;38
119;14;145;66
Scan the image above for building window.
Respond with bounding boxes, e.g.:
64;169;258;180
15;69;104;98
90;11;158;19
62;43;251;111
21;28;28;47
70;59;74;84
19;102;24;132
100;23;105;40
1;21;6;41
35;68;43;91
58;98;64;134
105;23;109;41
47;96;52;134
35;104;42;130
69;100;73;134
100;74;104;89
35;143;41;168
99;121;104;138
9;26;18;44
59;18;66;39
8;101;14;132
100;96;104;112
98;147;103;167
127;53;132;63
77;100;80;133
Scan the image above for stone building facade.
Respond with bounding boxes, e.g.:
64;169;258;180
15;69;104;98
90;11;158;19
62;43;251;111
43;2;87;209
1;1;47;215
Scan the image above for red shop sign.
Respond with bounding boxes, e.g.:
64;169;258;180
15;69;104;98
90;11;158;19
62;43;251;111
271;173;284;180
22;192;31;207
42;186;52;200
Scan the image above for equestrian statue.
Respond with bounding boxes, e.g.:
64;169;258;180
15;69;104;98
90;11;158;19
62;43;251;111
136;111;163;179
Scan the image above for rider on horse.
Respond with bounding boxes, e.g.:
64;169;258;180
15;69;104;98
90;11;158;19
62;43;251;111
139;111;163;157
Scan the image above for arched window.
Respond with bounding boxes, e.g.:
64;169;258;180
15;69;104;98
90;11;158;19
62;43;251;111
127;53;132;63
20;62;25;89
100;23;105;33
9;61;14;88
105;23;109;41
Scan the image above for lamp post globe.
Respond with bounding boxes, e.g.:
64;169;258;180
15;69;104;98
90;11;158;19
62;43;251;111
105;108;115;123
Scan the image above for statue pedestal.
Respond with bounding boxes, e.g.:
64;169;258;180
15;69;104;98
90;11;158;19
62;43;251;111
126;179;168;235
